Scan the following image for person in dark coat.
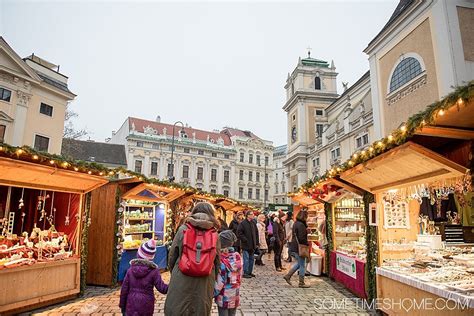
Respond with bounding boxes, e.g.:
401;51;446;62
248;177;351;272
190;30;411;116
272;213;287;272
229;211;243;253
164;202;221;315
284;209;310;288
217;216;229;233
237;210;259;278
120;239;168;315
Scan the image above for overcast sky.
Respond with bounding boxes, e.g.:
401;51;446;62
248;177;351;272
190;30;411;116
1;0;397;146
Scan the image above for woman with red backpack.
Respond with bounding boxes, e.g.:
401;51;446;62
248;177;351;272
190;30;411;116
164;202;221;315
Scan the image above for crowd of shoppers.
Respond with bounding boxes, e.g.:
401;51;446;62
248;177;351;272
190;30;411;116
120;202;311;316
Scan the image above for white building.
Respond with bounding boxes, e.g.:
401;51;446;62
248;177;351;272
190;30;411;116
110;117;274;208
221;128;274;208
272;145;289;204
282;53;339;191
309;71;373;178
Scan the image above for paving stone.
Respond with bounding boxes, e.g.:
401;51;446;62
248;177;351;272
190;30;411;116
29;260;369;315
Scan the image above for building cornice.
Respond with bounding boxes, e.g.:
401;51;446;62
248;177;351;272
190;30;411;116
283;91;340;112
364;0;430;55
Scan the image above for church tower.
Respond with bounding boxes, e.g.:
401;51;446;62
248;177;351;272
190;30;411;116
283;50;339;191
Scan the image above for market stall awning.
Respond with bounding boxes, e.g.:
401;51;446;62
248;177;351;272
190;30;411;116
0;157;108;194
416;99;474;140
122;183;187;202
290;193;321;206
340;142;468;193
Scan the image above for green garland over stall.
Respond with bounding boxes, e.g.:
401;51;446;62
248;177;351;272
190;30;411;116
112;187;122;286
80;192;92;294
324;202;333;275
363;192;377;301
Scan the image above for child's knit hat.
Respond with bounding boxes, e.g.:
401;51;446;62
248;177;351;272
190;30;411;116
219;230;237;248
137;239;156;261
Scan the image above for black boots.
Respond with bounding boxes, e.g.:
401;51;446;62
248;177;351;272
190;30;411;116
298;276;310;288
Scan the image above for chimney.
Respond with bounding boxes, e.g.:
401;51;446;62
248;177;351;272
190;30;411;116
156;115;161;123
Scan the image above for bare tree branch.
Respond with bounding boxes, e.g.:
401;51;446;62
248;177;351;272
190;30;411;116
63;104;89;140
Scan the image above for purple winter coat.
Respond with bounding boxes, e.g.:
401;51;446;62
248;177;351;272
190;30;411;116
119;259;168;316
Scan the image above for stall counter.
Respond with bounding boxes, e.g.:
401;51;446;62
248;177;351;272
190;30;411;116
330;251;366;298
118;245;168;281
376;267;474;315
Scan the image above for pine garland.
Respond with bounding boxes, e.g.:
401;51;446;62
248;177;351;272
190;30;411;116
363;192;377;301
112;187;122;286
324;202;333;275
293;80;473;195
80;192;92;295
0;143;257;211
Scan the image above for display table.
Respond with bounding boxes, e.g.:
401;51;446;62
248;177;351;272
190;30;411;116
377;267;474;315
0;258;80;313
118;245;168;281
330;251;366;298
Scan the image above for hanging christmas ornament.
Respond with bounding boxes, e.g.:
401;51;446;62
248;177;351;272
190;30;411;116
19;188;24;210
47;192;55;224
65;193;72;226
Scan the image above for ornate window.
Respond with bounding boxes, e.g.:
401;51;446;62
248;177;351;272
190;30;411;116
389;57;423;93
315;76;321;90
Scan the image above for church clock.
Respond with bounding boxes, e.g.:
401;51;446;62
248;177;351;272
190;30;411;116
291;126;297;143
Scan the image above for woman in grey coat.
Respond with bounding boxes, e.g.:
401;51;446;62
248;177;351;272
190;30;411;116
164;202;221;316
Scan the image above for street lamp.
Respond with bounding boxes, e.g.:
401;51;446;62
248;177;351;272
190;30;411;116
260;156;269;211
169;121;185;182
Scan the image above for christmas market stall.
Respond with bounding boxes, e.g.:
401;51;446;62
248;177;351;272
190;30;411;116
341;141;472;315
303;179;368;298
335;83;474;315
289;191;326;275
0;148;108;314
116;183;189;282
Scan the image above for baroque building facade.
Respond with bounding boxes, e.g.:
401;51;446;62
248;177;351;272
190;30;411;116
110;117;274;208
365;0;474;139
282;54;339;191
272;145;288;205
284;0;473;191
0;37;76;154
309;71;373;179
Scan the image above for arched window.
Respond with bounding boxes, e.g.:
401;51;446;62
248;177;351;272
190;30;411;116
389;57;423;92
315;77;321;90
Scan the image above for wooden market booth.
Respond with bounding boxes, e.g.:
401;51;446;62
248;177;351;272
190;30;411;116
289;191;327;275
0;155;108;314
337;95;474;316
305;178;370;298
87;181;190;285
341;140;473;315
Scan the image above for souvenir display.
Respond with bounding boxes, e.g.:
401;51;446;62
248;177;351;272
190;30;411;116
383;192;410;229
0;187;79;270
334;196;366;261
381;246;474;296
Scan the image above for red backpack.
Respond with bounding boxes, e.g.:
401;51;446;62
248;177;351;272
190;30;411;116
179;223;218;277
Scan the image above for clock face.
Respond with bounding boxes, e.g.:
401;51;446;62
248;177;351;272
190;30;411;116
291;126;297;143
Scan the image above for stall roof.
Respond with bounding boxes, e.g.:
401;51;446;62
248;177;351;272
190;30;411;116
122;183;188;202
290;193;322;206
416;98;474;140
0;157;108;194
340;142;468;193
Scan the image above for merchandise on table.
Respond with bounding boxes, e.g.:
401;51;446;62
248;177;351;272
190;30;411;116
0;186;80;270
334;196;366;261
119;202;167;252
381;246;474;295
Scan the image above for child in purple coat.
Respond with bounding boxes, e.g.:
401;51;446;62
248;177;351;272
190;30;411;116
119;239;168;316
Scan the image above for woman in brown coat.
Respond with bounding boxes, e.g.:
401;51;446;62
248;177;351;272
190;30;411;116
164;202;221;315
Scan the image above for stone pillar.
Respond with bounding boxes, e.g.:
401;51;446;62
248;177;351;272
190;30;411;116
190;157;197;187
12;90;31;148
204;158;210;191
143;151;150;177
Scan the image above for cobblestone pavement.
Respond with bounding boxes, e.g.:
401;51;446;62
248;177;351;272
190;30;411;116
28;256;373;316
